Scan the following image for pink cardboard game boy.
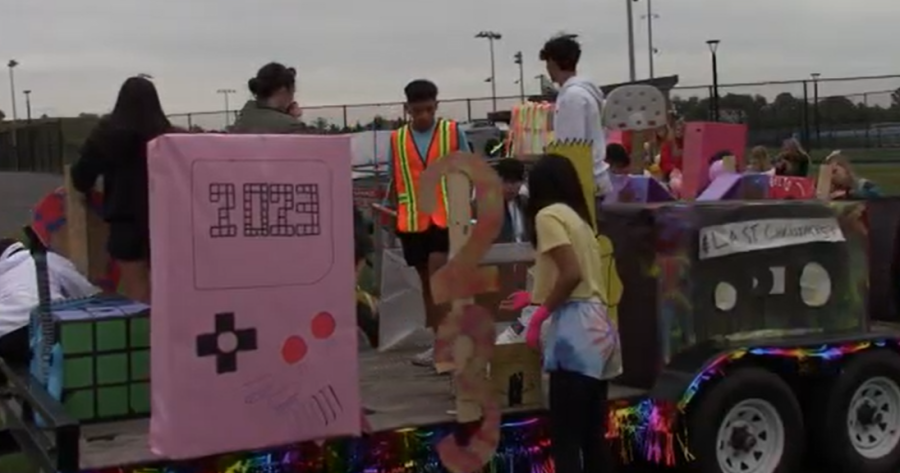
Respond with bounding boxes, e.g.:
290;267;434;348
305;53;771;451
147;134;359;459
681;122;748;199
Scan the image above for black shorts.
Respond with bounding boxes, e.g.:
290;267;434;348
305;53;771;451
0;326;30;369
107;222;150;262
396;226;449;269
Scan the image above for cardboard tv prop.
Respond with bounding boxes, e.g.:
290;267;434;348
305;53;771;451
598;200;869;389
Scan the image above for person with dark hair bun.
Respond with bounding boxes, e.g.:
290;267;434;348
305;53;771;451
232;62;304;133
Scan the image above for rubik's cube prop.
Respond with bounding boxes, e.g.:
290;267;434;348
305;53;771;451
30;295;151;423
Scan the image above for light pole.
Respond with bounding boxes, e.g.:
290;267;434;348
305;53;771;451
513;51;525;102
217;88;236;128
641;0;659;79
706;40;720;122
626;0;637;81
7;60;18;123
23;90;31;122
475;31;502;112
811;73;821;148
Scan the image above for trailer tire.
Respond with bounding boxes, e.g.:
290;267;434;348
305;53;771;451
688;367;804;473
811;349;900;473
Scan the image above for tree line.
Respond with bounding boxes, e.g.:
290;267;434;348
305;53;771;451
672;88;900;129
3;88;899;136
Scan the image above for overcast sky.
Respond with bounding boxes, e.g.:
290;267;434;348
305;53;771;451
2;0;898;124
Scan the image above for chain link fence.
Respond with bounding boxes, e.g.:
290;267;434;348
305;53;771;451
669;74;900;152
166;74;900;155
0;119;66;173
2;74;898;174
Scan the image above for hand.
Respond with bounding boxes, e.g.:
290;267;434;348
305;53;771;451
525;307;550;349
287;102;302;118
830;189;848;199
499;290;531;311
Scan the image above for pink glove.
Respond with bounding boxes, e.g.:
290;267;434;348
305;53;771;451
501;290;532;312
525;306;551;349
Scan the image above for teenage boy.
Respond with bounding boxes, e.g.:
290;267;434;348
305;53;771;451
494;158;528;243
388;79;470;366
540;34;612;196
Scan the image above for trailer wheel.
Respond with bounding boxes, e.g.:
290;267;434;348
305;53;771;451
811;350;900;473
688;367;804;473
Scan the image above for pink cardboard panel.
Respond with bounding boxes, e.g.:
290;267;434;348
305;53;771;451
681;122;748;199
148;134;359;460
607;130;625;145
769;175;815;199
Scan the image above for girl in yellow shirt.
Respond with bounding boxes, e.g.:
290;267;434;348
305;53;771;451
520;154;622;473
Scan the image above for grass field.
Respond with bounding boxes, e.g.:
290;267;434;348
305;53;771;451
803;147;900;194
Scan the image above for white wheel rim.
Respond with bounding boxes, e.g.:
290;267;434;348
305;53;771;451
847;376;900;459
716;399;785;473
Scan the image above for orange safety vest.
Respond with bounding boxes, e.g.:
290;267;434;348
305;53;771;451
391;119;459;233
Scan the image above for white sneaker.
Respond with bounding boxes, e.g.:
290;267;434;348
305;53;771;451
410;347;434;367
496;307;536;345
496;320;526;345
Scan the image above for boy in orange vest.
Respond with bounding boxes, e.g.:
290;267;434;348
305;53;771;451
388;79;470;366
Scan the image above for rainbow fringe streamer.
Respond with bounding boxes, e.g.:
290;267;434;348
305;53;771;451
507;102;553;156
604;339;891;468
88;340;891;472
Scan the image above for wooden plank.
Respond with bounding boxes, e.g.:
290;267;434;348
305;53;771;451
63;166;90;275
721;154;736;173
817;151;839;201
78;348;647;469
63;167;111;284
442;170;488;423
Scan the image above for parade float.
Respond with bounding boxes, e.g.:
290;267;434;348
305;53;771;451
1;84;900;473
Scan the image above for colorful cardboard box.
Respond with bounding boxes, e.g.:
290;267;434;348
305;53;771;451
30;294;150;422
598;201;868;388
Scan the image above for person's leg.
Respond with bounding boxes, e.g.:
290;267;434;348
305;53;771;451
0;326;31;369
581;378;615;473
117;260;150;303
107;223;151;303
396;231;437;365
425;226;450;328
549;370;587;473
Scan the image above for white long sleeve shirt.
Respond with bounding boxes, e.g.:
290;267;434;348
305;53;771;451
554;76;613;196
0;243;99;338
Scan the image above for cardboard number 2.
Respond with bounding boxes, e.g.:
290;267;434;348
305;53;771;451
419;152;503;473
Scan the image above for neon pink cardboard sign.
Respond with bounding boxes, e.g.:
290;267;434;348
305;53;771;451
148;134;359;460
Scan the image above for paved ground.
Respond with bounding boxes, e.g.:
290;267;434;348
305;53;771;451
0;171;63;239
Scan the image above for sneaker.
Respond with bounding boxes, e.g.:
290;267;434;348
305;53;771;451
410;347;434;367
